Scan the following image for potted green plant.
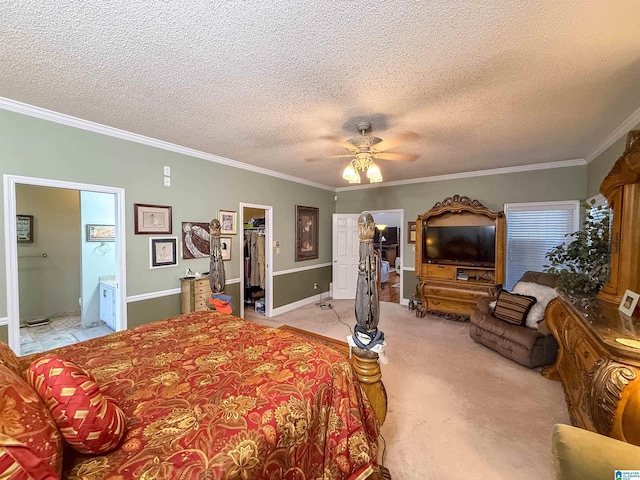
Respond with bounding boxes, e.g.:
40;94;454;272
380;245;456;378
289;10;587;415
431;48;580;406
544;201;611;296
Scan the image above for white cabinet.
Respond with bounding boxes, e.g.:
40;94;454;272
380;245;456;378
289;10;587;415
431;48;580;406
99;282;117;330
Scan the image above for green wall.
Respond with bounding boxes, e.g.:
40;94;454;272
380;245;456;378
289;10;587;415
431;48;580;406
586;121;640;198
2;104;635;341
0;109;334;336
336;165;588;271
273;266;332;308
17;185;81;321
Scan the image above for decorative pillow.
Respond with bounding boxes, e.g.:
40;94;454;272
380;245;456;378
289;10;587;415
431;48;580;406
493;290;537;326
0;341;22;377
0;364;62;477
27;355;126;455
512;281;558;329
0;433;58;480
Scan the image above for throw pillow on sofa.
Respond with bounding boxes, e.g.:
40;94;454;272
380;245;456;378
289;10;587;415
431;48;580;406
512;281;558;329
493;290;537;326
28;355;126;455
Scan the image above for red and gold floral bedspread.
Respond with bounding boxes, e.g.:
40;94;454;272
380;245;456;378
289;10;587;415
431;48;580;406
35;311;379;479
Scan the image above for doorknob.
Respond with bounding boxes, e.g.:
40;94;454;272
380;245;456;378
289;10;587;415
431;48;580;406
333;259;337;263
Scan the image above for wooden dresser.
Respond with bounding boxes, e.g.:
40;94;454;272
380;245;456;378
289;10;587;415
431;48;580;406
544;296;640;445
180;276;212;313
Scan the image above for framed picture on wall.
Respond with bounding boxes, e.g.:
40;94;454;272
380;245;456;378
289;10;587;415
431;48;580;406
295;205;319;261
134;204;172;234
16;214;34;243
87;224;115;242
407;221;417;244
218;210;237;235
182;222;210;259
220;237;232;261
149;237;178;269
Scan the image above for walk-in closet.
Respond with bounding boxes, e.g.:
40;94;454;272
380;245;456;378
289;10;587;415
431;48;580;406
243;206;266;314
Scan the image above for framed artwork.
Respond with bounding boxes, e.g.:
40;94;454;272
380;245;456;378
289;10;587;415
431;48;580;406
619;289;640;316
407;221;417;244
295;205;319;261
218;210;237;235
149;237;178;269
220;237;232;261
16;214;34;243
182;222;210;259
134;203;172;234
87;224;115;242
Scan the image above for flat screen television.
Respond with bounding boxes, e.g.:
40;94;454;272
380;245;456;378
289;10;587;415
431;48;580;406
423;225;496;267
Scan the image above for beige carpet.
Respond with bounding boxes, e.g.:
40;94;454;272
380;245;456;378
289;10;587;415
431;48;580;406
248;299;570;480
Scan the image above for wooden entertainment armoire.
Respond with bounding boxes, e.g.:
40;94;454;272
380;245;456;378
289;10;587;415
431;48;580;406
543;130;640;446
414;195;505;319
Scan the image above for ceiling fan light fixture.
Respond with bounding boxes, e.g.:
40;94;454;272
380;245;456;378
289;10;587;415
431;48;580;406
367;163;382;183
342;164;357;182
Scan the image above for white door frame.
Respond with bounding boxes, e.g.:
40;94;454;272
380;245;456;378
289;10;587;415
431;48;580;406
4;174;127;353
368;208;404;302
238;202;273;318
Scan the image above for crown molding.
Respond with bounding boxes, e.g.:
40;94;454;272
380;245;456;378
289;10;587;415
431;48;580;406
0;97;335;192
335;158;587;192
585;105;640;163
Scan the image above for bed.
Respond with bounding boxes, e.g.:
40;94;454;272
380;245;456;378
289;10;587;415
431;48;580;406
0;213;387;480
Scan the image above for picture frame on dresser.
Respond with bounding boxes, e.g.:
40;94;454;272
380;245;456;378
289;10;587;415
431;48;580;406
619;289;639;317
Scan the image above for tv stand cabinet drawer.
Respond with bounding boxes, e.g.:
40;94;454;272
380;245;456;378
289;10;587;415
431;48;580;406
426;264;456;280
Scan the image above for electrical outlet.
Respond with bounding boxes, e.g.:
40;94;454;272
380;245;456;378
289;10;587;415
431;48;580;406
313;283;319;290
164;176;171;187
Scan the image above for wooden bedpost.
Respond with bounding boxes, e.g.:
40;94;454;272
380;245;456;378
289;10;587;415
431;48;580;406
353;211;388;426
209;219;225;294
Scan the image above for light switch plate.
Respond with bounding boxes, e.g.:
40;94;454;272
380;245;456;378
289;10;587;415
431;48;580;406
164;176;171;187
164;166;171;176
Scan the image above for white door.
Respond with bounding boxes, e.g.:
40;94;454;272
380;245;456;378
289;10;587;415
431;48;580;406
332;214;360;299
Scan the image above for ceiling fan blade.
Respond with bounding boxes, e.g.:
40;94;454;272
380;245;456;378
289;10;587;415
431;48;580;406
372;131;419;153
374;152;419;162
320;135;360;153
305;154;355;163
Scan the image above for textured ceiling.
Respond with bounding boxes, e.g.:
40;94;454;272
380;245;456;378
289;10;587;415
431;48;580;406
2;1;640;188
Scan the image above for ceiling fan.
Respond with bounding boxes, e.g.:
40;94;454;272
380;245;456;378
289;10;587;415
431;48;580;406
307;121;418;184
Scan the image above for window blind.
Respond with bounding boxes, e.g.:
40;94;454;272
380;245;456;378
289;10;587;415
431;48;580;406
504;201;579;290
588;194;609;225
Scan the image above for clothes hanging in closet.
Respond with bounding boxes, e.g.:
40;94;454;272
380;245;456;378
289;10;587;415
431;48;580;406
245;228;265;289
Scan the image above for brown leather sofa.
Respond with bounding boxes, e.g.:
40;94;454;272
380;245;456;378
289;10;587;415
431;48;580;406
469;271;559;368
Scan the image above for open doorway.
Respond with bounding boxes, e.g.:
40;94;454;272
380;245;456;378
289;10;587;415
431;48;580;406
239;202;273;319
4;175;127;355
370;210;403;304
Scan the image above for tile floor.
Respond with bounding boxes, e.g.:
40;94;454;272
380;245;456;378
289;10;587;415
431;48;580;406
20;315;114;356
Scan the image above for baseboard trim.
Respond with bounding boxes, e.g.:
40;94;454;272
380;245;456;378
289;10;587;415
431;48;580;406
271;292;328;317
0;317;8;327
400;298;410;306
